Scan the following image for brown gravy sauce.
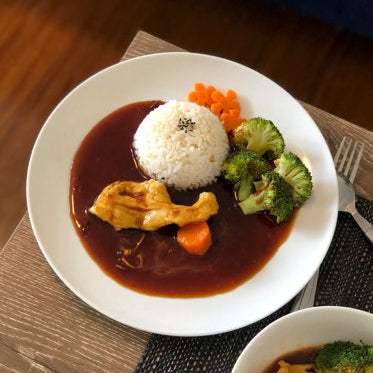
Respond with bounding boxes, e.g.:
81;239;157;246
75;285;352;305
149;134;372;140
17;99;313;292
70;100;297;298
263;346;320;373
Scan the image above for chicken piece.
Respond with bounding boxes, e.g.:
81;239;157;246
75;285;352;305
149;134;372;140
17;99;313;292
89;179;219;231
276;360;315;373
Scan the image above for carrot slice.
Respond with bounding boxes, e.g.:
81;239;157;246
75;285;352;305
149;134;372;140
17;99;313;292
188;83;216;107
188;83;244;132
177;221;212;256
221;110;245;132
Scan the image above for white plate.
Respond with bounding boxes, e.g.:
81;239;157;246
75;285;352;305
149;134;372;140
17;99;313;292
26;52;338;336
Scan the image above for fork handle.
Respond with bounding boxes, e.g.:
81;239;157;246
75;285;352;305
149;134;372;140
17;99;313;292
291;268;319;312
351;211;373;244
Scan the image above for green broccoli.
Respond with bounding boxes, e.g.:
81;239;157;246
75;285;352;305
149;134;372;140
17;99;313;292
221;149;272;201
238;171;294;223
315;341;373;373
367;347;373;373
274;152;313;207
233;117;285;161
235;173;254;202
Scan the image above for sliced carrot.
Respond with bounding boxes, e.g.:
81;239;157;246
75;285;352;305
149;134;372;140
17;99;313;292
211;90;240;114
226;89;237;101
188;83;243;132
221;110;245;132
188;83;216;107
177;221;212;256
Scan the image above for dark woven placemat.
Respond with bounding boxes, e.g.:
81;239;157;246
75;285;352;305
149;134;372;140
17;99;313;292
135;197;373;373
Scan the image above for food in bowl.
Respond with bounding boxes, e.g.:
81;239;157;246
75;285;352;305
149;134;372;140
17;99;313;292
69;84;313;297
264;341;373;373
231;307;373;373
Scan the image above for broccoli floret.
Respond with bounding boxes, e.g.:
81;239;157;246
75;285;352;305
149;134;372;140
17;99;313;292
222;149;272;183
238;171;294;223
233;117;285;161
315;341;373;373
222;149;272;201
366;347;373;373
274;152;313;207
235;173;254;201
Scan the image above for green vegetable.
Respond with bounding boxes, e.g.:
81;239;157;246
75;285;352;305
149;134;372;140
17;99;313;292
221;149;272;201
233;117;285;161
314;341;373;373
274;152;313;207
238;171;294;223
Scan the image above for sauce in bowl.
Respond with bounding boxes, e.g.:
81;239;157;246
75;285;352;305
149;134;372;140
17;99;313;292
263;347;319;373
70;101;296;297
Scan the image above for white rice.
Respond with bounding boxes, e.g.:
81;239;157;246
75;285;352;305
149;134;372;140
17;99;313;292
133;101;229;189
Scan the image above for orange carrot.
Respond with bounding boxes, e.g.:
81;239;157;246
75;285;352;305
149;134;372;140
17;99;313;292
188;83;244;132
221;110;245;132
177;221;212;256
188;83;216;107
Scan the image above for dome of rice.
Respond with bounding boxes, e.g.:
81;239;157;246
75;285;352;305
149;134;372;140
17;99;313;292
133;101;229;189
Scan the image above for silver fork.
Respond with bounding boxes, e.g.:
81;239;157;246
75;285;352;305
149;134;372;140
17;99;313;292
291;137;372;312
335;137;372;243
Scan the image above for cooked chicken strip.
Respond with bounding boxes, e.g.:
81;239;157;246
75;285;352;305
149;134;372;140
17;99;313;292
89;179;219;231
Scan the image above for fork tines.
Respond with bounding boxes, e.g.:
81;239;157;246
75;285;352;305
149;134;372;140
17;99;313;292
334;137;364;183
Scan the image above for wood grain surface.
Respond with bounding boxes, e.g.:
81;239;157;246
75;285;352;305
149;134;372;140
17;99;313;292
0;31;372;373
301;102;373;201
0;214;149;373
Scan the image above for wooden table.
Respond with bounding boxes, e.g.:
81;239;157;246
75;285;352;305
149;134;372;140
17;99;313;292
0;31;372;373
